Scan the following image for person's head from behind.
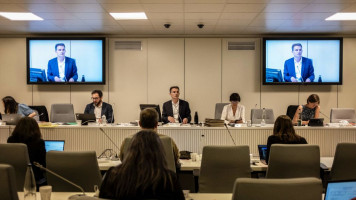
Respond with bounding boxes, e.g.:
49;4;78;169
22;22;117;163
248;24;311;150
229;93;241;106
12;117;42;142
291;43;303;60
306;94;320;109
55;43;66;59
2;96;18;114
273;115;298;141
169;86;180;101
139;108;158;130
91;90;103;106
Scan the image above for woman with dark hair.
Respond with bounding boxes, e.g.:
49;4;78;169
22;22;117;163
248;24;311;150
100;130;184;200
7;117;46;186
266;115;307;164
293;94;320;125
2;96;36;117
220;93;245;124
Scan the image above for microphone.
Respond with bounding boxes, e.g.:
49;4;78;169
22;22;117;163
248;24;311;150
99;128;120;160
224;124;236;146
33;162;85;199
319;110;330;122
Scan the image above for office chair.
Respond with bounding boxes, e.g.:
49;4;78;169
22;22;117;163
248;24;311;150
330;108;356;123
0;143;30;191
29;105;49;122
286;105;299;120
214;103;229;119
232;177;322;200
0;164;19;200
199;145;251;193
50;104;76;123
266;144;320;179
250;108;275;124
329;143;356;181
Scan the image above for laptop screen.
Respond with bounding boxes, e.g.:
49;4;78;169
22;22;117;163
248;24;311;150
325;180;356;200
44;140;65;152
258;145;268;161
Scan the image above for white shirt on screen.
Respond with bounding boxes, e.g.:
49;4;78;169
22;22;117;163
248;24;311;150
58;58;66;81
294;57;302;82
221;103;246;124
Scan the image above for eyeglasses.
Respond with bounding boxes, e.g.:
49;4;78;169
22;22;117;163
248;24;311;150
91;97;100;100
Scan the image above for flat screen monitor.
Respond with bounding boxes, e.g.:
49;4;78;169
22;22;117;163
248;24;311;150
324;180;356;200
44;140;65;152
139;104;162;122
27;37;105;85
263;38;343;85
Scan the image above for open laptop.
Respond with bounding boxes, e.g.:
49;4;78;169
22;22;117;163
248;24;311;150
75;113;96;125
44;140;65;152
1;114;22;125
324;180;356;200
258;144;268;165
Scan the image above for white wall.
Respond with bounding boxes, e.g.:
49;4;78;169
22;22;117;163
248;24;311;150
0;37;355;123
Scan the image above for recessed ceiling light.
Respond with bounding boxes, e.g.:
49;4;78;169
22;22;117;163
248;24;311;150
110;12;147;20
326;12;356;21
0;12;43;21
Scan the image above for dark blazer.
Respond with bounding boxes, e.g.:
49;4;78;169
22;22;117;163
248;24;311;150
47;56;78;82
162;99;191;124
283;57;315;82
84;102;114;123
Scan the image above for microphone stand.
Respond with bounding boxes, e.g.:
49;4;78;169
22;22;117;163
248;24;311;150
99;128;121;160
224;124;236;146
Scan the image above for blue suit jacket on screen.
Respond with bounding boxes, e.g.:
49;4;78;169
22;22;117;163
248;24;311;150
283;57;315;82
47;57;78;82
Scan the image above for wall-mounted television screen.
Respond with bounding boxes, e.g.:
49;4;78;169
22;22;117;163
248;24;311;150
27;37;105;85
263;38;342;85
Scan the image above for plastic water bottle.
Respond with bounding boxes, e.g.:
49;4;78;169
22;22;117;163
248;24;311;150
24;164;36;200
318;75;322;83
81;75;85;82
199;134;206;155
194;111;199;125
261;108;266;126
101;115;107;125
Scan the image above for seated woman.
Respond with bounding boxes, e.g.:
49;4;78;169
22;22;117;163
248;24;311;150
7;117;47;187
2;96;36;117
99;130;184;200
266;115;307;164
292;94;320;125
220;93;245;124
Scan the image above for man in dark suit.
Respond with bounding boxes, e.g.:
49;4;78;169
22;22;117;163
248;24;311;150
162;86;191;124
84;90;114;123
47;43;78;82
283;43;315;82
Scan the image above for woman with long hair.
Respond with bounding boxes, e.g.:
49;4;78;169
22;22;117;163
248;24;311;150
293;94;320;125
2;96;36;117
7;117;46;186
266;115;307;164
100;130;184;200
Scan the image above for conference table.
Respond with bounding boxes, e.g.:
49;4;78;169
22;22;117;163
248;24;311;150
1;123;356;157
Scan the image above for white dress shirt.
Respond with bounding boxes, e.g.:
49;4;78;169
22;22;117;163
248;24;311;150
172;100;179;122
294;57;302;82
58;58;66;81
220;103;246;124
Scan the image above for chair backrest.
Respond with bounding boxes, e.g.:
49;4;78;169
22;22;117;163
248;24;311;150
0;164;19;200
0;143;30;191
199;145;251;193
46;151;102;192
330;108;356;123
329;143;356;181
232;177;322;200
286;105;299;120
251;109;275;124
215;103;229;119
122;135;176;173
29;105;49;122
266;144;320;179
50;104;76;123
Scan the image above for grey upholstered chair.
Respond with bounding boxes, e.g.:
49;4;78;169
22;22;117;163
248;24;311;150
266;144;320;179
329;143;356;181
50;103;76;123
199;145;251;193
122;135;176;173
330;108;356;123
232;177;322;200
251;108;275;124
214;103;229;119
0;164;19;200
46;151;102;192
0;143;30;191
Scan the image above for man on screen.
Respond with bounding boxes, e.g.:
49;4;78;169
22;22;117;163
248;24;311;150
47;43;78;82
283;43;315;82
162;86;191;124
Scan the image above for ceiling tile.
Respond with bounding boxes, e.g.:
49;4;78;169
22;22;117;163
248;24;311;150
0;3;29;12
20;3;67;12
301;3;351;12
35;12;77;20
141;0;183;3
263;3;307;13
185;4;224;12
223;4;266;13
254;12;296;20
217;19;252;26
143;4;183;12
185;0;226;3
146;12;183;19
185;12;221;20
60;3;106;13
220;12;259;20
101;3;144;12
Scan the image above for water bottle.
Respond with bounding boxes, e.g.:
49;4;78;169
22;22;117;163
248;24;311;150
81;75;85;82
194;112;199;125
261;108;266;126
318;75;322;83
24;164;36;200
199;134;206;156
102;115;107;125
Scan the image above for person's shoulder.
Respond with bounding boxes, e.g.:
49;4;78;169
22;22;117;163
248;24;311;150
18;103;30;109
299;136;308;144
179;99;189;104
48;57;56;63
163;100;171;105
65;56;75;61
285;57;294;63
238;104;245;109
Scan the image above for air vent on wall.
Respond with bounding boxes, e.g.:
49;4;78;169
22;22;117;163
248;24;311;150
115;41;142;50
228;41;255;50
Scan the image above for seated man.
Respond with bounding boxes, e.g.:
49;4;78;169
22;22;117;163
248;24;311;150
84;90;114;123
119;108;180;168
162;86;191;124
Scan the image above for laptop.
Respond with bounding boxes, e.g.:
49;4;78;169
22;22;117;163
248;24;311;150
324;180;356;200
44;140;65;152
258;144;268;165
1;114;22;125
308;118;324;126
75;113;96;125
